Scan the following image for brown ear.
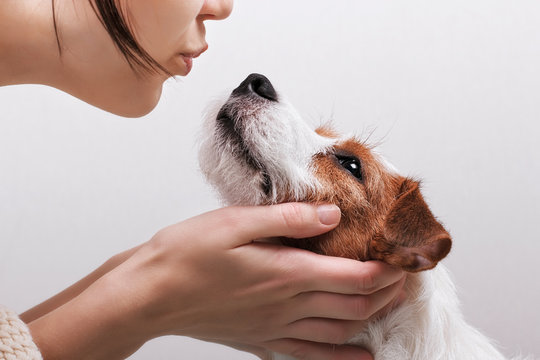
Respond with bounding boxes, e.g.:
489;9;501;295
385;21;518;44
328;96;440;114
369;178;452;272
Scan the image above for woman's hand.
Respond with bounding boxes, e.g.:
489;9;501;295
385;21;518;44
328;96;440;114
28;203;405;360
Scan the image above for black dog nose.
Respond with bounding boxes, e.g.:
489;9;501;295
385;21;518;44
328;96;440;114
232;73;278;101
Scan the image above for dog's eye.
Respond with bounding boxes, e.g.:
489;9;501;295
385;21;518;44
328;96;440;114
337;155;363;180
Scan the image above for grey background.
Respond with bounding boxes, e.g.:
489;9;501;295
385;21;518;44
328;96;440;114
1;0;539;358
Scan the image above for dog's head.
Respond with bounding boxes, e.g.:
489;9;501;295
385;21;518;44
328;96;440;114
200;74;451;272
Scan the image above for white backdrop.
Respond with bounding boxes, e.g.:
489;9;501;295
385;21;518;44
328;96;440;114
1;0;539;358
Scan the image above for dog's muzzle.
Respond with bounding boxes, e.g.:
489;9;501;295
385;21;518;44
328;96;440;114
215;74;279;197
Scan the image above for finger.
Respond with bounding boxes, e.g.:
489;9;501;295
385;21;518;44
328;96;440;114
202;203;342;247
235;245;405;297
264;338;373;360
289;276;406;321
293;257;405;295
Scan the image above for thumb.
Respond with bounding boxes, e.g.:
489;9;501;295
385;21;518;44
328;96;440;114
217;203;341;247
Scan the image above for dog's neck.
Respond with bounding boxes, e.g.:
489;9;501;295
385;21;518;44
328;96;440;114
346;265;507;360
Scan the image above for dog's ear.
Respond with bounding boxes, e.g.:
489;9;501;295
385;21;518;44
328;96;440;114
369;178;452;272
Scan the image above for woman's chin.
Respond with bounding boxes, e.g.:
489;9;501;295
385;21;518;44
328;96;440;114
95;82;164;118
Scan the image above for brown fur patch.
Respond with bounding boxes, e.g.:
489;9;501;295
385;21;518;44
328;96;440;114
282;127;451;272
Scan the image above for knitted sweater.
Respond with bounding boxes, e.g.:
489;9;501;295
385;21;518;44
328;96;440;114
0;305;42;360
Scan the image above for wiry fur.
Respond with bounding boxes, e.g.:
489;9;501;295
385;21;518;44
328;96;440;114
199;93;335;205
350;266;509;360
198;74;529;360
279;266;511;360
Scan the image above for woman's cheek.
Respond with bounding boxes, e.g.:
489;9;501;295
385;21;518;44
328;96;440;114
124;0;203;52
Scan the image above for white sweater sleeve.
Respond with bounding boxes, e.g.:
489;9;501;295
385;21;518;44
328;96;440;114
0;305;42;360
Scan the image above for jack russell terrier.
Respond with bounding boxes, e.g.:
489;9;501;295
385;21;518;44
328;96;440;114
199;73;526;360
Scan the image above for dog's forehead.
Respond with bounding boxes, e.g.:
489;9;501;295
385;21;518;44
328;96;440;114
316;127;371;154
335;138;373;158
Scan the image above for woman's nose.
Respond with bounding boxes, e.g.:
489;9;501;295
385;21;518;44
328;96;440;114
199;0;234;21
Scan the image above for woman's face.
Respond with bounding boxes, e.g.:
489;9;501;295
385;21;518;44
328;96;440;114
57;0;233;117
126;0;233;77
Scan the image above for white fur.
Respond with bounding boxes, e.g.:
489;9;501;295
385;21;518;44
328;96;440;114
199;81;529;360
276;265;515;360
199;93;336;205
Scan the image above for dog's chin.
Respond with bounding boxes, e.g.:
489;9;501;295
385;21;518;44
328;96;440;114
212;103;277;202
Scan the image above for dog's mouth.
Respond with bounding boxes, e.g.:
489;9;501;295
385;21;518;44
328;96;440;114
215;107;260;170
201;73;334;205
214;74;277;197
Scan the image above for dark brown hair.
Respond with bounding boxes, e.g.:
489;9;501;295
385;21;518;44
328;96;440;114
52;0;169;75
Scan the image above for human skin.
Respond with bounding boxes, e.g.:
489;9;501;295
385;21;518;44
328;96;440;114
0;0;231;116
1;1;406;359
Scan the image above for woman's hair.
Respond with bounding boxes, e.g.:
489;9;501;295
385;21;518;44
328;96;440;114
52;0;169;75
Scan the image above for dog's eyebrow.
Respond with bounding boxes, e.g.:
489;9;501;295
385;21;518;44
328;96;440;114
332;147;361;159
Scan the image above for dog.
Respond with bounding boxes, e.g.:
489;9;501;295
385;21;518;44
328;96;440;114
199;73;524;360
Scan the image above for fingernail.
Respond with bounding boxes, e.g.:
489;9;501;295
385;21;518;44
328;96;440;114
317;204;341;225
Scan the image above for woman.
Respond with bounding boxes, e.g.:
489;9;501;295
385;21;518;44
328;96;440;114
0;0;406;359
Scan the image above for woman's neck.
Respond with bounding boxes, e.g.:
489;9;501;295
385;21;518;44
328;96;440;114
0;0;63;87
0;0;165;117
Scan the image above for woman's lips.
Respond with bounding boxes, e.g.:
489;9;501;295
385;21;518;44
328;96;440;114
180;55;194;73
179;44;209;75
